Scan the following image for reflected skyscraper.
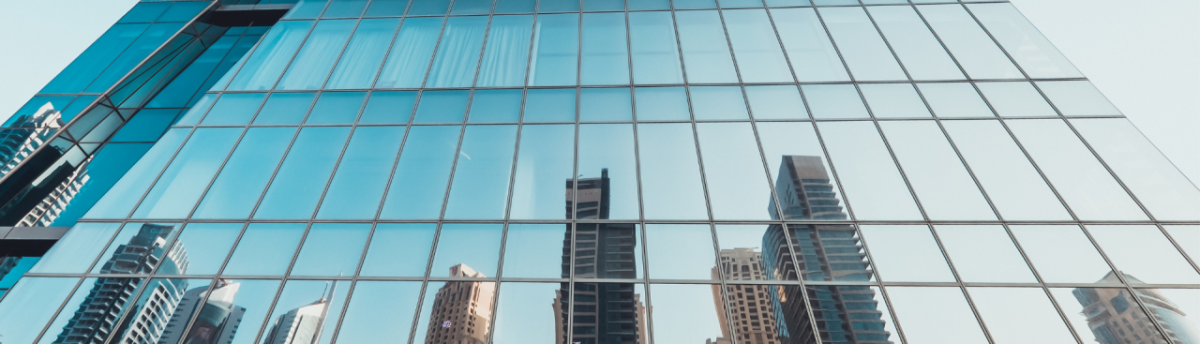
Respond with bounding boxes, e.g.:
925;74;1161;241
159;280;245;344
424;264;495;344
261;283;335;344
714;248;784;344
770;156;848;221
0;103;88;226
1074;272;1200;344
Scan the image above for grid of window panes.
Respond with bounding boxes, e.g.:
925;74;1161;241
1;1;1198;344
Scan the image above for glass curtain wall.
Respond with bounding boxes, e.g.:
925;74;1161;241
1;1;1198;344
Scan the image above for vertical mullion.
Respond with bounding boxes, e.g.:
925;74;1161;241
998;222;1090;344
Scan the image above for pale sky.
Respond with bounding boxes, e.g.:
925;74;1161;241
0;0;1196;183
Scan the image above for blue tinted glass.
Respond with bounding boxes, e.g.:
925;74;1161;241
118;3;170;23
111;109;180;142
5;96;75;126
327;18;400;89
675;11;737;83
365;0;409;16
359;224;436;276
290;223;370;276
530;14;579;86
696;123;774;220
452;0;493;14
918;82;994;118
408;0;451;15
772;8;850;82
802;84;869;119
84;129;188;218
60;95;98;121
818;121;923;220
539;0;580;12
674;0;717;9
306;91;366;123
426;16;489;88
581;13;630;85
584;0;624;11
468;89;523;122
277;19;356;90
265;280;351;344
253;92;316;124
690;86;749;120
222;223;305;275
745;85;806;120
87;22;185;93
501;226;570;278
286;0;330;19
634;87;690;121
174;93;216;126
495;0;536;13
193;128;296;219
227;21;315;91
765;0;809;5
145;35;236;108
524;88;576;122
166;223;241;275
51;143;154;226
577;124;640;219
628;12;683;84
380;126;461;219
324;0;369;18
335;281;422;343
132;128;242;218
157;1;210;22
859;83;932;118
29;223;121;273
477;15;534;87
376;17;442;88
819;7;906;81
359;91;417;123
644;224;716;279
509;125;574;220
413;90;470;123
444;125;518;219
629;0;668;9
638;123;708;219
721;0;764;7
254;127;352;219
723;9;792;83
580;88;632;121
431;224;503;277
40;24;149;94
318;126;406;219
867;6;964;80
0;277;81;344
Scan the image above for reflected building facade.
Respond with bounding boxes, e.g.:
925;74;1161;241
261;285;333;344
1075;273;1200;344
0;103;88;227
158;280;244;344
424;264;495;344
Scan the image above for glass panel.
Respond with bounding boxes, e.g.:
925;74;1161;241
934;225;1036;283
491;283;565;343
674;0;716;9
818;7;906;81
757;122;849;221
817;121;923;221
477;15;534;87
637;123;708;220
375;17;443;88
317;126;405;219
468;89;523;122
530;13;580;86
629;0;669;10
571;224;641;280
307;91;366;124
443;125;518;219
107;277;211;344
689;86;749;120
566;283;647;344
976;82;1057;118
359;91;416;123
1009;225;1114;284
426;16;489;88
859;225;955;282
287;0;330;19
165;223;242;275
886;287;989;344
580;88;633;121
414;90;470;123
174;94;216;125
879;121;995;220
40;24;149;94
941;120;1071;220
1165;225;1200;262
29;223;121;273
221;224;304;275
645;224;716;280
675;10;738;83
859;83;931;118
1038;81;1120;116
917;5;1022;79
724;9;792;83
633;86;690;121
577;124;641;220
33;277;105;344
277;19;356;90
112;109;179;142
495;0;536;13
412;280;498;344
259;279;350;344
1007;119;1147;221
334;281;422;343
254;92;316;124
1050;287;1171;344
1072;118;1200;221
1086;225;1199;285
201;93;266;125
744;85;806;120
969;3;1082;78
629;11;684;84
192;128;295;219
379;125;461;219
1136;288;1200;344
0;277;82;344
359;223;436;277
917;82;994;118
581;13;630;85
539;0;579;12
227;20;314;91
366;0;410;16
431;224;504;278
968;287;1077;344
523;88;576;122
290;223;370;276
327;18;400;89
85;129;188;218
772;8;850;82
205;279;281;344
510;124;575;220
799;285;901;343
867;6;964;80
85;22;183;93
802;84;869;119
714;225;790;281
325;0;370;18
254;127;352;219
408;0;451;15
648;284;726;342
133;128;242;218
696;123;773;220
452;0;493;14
502;224;570;278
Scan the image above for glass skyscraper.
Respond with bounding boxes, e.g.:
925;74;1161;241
0;0;1197;344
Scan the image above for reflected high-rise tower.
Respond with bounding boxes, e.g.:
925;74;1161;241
713;248;785;344
424;264;495;344
1074;272;1200;344
158;280;245;344
0;103;88;227
261;283;336;344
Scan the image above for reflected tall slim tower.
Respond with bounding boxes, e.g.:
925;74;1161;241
261;283;333;344
714;248;784;344
424;264;495;344
158;280;245;344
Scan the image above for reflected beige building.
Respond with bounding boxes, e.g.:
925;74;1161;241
713;248;783;344
424;264;495;344
1074;272;1199;344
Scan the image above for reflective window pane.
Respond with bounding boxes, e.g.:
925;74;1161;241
675;11;738;83
934;225;1036;283
649;284;726;342
634;87;690;121
260;280;350;344
1050;287;1171;344
968;287;1077;344
744;85;806;120
879;121;995;220
334;281;422;343
1165;225;1200;262
917;5;1022;79
414;90;470;123
859;225;955;282
724;9;793;83
376;17;442;88
0;277;83;344
1086;225;1200;285
524;88;577;122
969;3;1083;79
574;224;643;279
800;285;901;343
917;82;994;118
201;93;266;125
380;125;461;219
629;11;684;84
327;18;400;89
1072;118;1200;221
941;120;1072;220
84;129;185;219
868;6;964;80
576;124;640;220
425;16;488;88
696;123;773;220
715;225;791;281
772;8;850;82
359;224;436;277
818;7;906;81
30;223;121;273
444;125;517;219
757;123;848;221
859;83;931;118
477;15;533;87
306;91;366;124
637;123;709;220
468;89;523;123
227;21;314;91
510;124;575;220
976;82;1058;118
165;223;242;275
580;88;633;122
491;283;565;344
254;92;316;124
1038;81;1121;116
366;0;409;16
108;277;211;344
690;86;749;120
34;277;100;344
133;128;242;219
886;287;989;344
219;279;284;344
254;127;352;219
358;91;416;124
290;224;370;276
817;121;922;221
645;224;716;280
221;223;305;276
412;281;498;343
276;19;356;90
530;13;579;86
802;84;869;119
581;13;630;85
502;224;570;279
1136;288;1200;344
91;223;182;274
317;126;406;219
1009;225;1113;284
431;224;503;278
193;127;296;219
568;282;646;344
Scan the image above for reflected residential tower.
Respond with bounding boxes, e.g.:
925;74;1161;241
1074;272;1200;344
0;103;88;227
261;283;336;344
158;280;245;344
424;264;495;344
713;248;785;344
